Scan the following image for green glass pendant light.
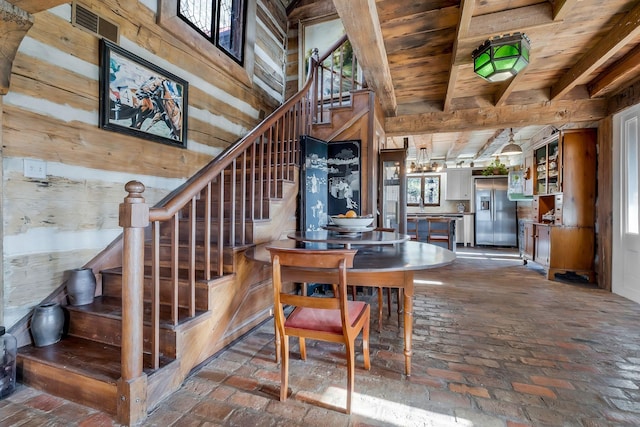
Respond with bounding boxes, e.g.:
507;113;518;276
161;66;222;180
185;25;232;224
472;33;531;82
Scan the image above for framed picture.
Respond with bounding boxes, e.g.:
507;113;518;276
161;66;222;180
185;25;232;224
99;39;188;148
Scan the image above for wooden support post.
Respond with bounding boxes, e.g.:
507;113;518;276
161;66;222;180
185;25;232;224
118;181;149;424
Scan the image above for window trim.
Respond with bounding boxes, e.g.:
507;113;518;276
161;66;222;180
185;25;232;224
158;0;255;87
407;174;441;207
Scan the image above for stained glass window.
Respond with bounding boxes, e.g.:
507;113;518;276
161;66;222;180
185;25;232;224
178;0;245;64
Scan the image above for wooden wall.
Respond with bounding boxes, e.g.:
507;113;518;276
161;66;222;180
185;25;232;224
1;0;288;327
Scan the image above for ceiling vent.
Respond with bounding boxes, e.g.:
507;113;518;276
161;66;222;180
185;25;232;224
71;2;119;43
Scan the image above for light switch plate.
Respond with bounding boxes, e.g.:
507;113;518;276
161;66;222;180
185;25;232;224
24;159;47;179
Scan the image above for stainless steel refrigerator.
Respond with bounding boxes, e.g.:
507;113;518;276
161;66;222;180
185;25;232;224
474;177;517;246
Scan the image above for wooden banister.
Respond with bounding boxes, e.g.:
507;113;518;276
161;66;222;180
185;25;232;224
117;35;359;425
118;181;149;424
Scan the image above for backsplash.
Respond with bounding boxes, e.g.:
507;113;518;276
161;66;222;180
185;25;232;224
407;199;468;214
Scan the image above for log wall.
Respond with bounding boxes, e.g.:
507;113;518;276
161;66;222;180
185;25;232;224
1;0;288;326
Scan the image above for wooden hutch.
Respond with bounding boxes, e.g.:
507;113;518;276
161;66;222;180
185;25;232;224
522;129;597;281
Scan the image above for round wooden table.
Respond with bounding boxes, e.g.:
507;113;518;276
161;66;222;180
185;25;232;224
246;238;456;376
287;229;410;248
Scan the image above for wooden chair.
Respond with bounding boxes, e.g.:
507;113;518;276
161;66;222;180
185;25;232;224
427;217;452;250
406;217;420;240
266;246;371;414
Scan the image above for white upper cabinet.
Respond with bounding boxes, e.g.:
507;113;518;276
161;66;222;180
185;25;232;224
446;169;472;200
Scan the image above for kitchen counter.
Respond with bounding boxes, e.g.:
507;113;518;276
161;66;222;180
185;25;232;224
407;213;474;247
408;212;466;217
407;216;456;251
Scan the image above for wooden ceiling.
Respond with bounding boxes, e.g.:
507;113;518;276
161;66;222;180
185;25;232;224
294;0;640;164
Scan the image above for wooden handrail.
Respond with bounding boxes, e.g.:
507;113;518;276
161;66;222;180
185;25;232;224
116;35;359;424
313;35;364;124
148;81;315;221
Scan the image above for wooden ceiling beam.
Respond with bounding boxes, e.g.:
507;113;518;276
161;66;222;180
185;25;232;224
384;97;607;135
589;44;640;98
332;0;397;116
443;0;475;112
286;0;303;16
551;1;640;100
446;131;472;160
454;3;557;66
494;71;526;107
474;129;505;160
464;3;554;40
552;0;580;21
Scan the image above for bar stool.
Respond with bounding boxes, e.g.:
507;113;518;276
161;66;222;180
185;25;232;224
426;217;452;250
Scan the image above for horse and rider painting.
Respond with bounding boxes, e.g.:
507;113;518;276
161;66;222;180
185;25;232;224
99;39;188;148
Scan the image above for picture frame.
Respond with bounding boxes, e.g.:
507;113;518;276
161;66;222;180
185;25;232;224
99;39;188;148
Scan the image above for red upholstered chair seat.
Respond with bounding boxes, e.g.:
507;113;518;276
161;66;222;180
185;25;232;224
286;301;368;334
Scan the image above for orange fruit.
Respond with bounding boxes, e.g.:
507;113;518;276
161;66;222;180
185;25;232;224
338;214;345;218
345;210;357;218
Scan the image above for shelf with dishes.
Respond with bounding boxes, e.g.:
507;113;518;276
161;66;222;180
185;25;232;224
525;129;597;281
533;136;561;195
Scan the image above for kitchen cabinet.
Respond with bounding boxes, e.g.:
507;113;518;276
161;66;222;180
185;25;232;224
534;224;551;266
445;168;472;200
464;214;474;246
455;217;463;244
454;214;474;246
525;129;597;281
522;221;535;261
533;225;595;277
379;148;407;233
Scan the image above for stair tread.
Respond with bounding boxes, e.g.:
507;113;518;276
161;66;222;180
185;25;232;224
19;336;173;383
67;295;209;329
101;266;211;283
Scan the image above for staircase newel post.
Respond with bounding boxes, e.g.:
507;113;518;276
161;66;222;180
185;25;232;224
117;180;149;425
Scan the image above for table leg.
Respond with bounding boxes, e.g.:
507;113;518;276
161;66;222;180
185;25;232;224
305;269;415;377
403;272;414;376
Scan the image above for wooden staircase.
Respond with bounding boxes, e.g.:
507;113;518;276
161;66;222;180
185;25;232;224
16;177;293;418
12;35;368;425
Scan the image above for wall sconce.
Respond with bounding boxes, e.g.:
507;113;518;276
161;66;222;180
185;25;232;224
472;33;530;82
501;128;523;155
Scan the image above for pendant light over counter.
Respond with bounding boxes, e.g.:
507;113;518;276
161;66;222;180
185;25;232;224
501;128;523;156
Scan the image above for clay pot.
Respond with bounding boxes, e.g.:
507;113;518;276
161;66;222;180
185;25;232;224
31;303;64;347
66;268;96;306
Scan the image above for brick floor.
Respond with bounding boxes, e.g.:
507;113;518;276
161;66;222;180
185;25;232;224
1;247;640;426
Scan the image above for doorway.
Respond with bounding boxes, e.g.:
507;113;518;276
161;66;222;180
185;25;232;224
613;104;640;303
